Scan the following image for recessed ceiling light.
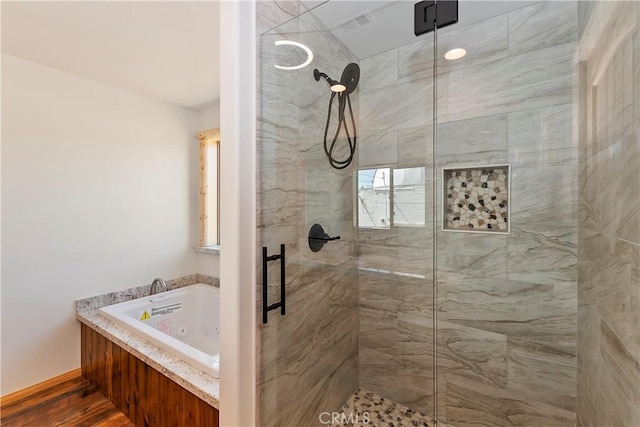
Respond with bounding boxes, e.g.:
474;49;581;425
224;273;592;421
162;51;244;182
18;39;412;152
444;48;467;61
274;40;314;70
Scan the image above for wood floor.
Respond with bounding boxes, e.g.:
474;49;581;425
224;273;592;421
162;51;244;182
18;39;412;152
0;374;134;426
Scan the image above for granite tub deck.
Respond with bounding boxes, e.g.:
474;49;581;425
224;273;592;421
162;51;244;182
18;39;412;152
76;274;220;409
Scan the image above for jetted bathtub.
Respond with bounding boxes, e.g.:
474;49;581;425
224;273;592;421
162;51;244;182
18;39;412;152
99;283;220;378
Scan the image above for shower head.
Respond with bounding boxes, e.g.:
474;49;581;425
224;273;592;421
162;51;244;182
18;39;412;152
313;69;346;92
340;63;360;95
314;63;360;94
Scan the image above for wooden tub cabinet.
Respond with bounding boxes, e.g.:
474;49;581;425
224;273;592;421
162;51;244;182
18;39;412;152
81;324;219;427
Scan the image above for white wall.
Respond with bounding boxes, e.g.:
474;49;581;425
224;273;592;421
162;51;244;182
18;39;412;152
197;103;221;131
219;1;256;425
0;53;210;394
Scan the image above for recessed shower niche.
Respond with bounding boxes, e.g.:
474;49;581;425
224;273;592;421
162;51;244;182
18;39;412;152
443;165;510;234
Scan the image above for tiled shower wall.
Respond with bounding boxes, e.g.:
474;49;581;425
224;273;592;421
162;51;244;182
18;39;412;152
577;2;640;426
257;2;360;426
357;2;579;426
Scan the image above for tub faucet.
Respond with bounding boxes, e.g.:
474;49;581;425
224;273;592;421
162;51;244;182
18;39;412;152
150;278;168;294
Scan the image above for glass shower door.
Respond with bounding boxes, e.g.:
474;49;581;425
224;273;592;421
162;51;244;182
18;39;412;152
259;2;439;426
259;8;361;427
434;2;579;426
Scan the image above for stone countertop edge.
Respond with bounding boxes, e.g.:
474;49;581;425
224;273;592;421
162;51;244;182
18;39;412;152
76;274;219;311
75;274;220;409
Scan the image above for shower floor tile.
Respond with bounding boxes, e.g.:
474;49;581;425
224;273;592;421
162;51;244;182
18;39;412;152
334;388;449;427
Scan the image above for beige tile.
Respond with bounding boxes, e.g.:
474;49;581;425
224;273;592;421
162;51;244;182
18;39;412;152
360;49;398;92
447;42;576;122
507;223;577;286
444;273;576;355
446;374;576;427
507;338;576;412
437;114;508;157
508;1;578;54
438;321;507;389
579;231;640;360
436;232;508;278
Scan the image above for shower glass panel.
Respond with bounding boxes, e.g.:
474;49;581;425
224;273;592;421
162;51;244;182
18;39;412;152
434;2;579;426
260;2;436;425
257;1;637;427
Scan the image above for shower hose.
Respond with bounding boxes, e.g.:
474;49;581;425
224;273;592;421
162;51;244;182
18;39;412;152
323;91;357;170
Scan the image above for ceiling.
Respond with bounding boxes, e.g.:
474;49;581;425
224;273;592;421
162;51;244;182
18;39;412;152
1;1;220;110
302;0;538;58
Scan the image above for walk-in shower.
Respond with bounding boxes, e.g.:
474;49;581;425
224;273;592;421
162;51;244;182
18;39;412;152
258;1;640;426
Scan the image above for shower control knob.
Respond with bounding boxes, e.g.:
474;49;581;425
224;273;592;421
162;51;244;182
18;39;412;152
308;223;341;252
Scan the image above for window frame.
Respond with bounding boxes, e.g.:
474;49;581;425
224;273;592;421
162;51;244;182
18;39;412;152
356;165;427;230
197;127;220;247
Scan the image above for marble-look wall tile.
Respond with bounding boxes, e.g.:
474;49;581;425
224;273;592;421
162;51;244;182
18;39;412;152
360;78;431;132
446;374;576;427
508;1;578;54
359;306;397;362
358;306;398;402
369;312;435;416
577;3;639;243
438;321;508;389
360;49;398;92
397;312;433;369
357;228;397;246
579;230;639;360
436;232;507;278
580;129;640;244
510;165;577;225
398;14;508;84
507;104;577;168
437;13;509;74
396;274;434;318
578;303;640;427
358;129;398;167
507;338;576;412
447;42;576;122
358;269;400;313
437;115;507;157
358;242;432;278
396;223;432;249
599;319;640;423
577;1;594;40
444;273;576;355
577;3;640;424
360;72;448;136
397;125;432;167
507;223;577;286
257;1;300;35
397;39;432;85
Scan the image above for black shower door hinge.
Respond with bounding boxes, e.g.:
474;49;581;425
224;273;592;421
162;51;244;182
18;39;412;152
414;0;458;36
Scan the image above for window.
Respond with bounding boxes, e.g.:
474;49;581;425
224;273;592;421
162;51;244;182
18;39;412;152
357;166;426;229
197;128;220;247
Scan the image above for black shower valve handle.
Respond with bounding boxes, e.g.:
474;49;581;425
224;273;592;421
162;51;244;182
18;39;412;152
308;223;341;252
312;234;341;242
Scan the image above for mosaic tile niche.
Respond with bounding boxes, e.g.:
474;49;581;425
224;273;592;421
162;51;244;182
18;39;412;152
444;165;510;233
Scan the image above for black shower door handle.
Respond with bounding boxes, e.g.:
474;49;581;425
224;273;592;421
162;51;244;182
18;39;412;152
262;244;285;324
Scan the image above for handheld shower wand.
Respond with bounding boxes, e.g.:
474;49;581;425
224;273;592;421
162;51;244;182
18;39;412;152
314;63;360;170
